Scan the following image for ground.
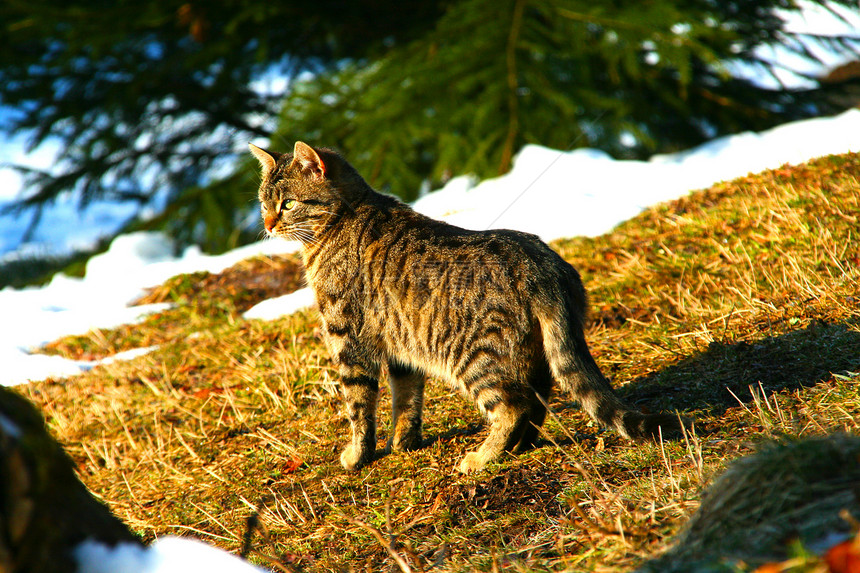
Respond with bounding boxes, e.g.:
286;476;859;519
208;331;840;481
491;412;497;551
17;153;860;571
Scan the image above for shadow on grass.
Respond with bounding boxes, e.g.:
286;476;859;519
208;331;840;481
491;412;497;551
621;318;860;417
380;319;860;459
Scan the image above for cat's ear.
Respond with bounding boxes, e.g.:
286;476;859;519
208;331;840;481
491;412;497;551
293;141;326;181
248;143;279;175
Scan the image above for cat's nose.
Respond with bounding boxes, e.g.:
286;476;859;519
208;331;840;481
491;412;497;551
264;214;277;232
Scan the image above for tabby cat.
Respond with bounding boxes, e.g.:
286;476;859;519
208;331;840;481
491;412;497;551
251;141;685;473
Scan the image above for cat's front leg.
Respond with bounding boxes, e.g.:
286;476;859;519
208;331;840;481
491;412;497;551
338;366;380;471
321;307;381;470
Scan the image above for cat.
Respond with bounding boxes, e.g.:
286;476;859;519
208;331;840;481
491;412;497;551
250;141;686;473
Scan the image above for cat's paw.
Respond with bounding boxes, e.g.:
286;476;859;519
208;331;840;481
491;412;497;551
340;444;373;471
457;451;487;474
389;430;422;453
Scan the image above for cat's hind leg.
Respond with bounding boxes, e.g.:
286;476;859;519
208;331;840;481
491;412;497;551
514;391;548;453
514;360;553;453
458;398;530;473
387;361;425;452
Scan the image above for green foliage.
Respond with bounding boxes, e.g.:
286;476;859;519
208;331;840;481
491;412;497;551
0;0;444;248
276;0;860;196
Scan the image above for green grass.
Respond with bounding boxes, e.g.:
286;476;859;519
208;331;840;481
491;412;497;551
17;153;860;571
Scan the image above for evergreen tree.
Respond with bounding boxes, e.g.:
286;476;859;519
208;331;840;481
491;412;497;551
1;0;858;251
0;0;443;251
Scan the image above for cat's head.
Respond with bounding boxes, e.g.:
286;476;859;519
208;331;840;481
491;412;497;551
250;141;367;244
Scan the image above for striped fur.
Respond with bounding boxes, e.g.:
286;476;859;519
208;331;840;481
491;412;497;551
251;142;687;473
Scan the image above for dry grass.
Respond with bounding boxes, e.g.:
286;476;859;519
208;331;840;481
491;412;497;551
15;152;860;571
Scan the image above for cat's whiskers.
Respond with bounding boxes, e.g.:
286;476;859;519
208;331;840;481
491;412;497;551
285;224;322;246
294;217;338;245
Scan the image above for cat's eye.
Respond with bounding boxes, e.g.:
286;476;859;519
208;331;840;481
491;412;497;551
282;199;296;211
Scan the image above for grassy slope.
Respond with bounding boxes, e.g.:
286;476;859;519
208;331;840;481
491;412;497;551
20;153;860;572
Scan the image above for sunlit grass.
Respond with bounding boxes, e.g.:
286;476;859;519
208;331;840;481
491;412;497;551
19;152;860;571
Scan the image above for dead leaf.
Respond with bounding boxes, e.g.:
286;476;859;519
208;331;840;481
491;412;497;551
825;538;860;573
283;457;303;474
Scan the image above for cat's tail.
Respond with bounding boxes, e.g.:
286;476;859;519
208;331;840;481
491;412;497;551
536;299;686;440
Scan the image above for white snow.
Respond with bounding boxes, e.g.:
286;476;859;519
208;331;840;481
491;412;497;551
242;287;315;320
412;109;860;243
75;537;267;573
0;232;299;387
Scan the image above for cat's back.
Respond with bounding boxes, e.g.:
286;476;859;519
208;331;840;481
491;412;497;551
356;201;582;313
369;200;558;264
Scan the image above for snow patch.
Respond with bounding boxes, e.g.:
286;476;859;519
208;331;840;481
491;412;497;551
243;287;316;320
414;109;860;243
75;537;267;573
0;231;300;386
